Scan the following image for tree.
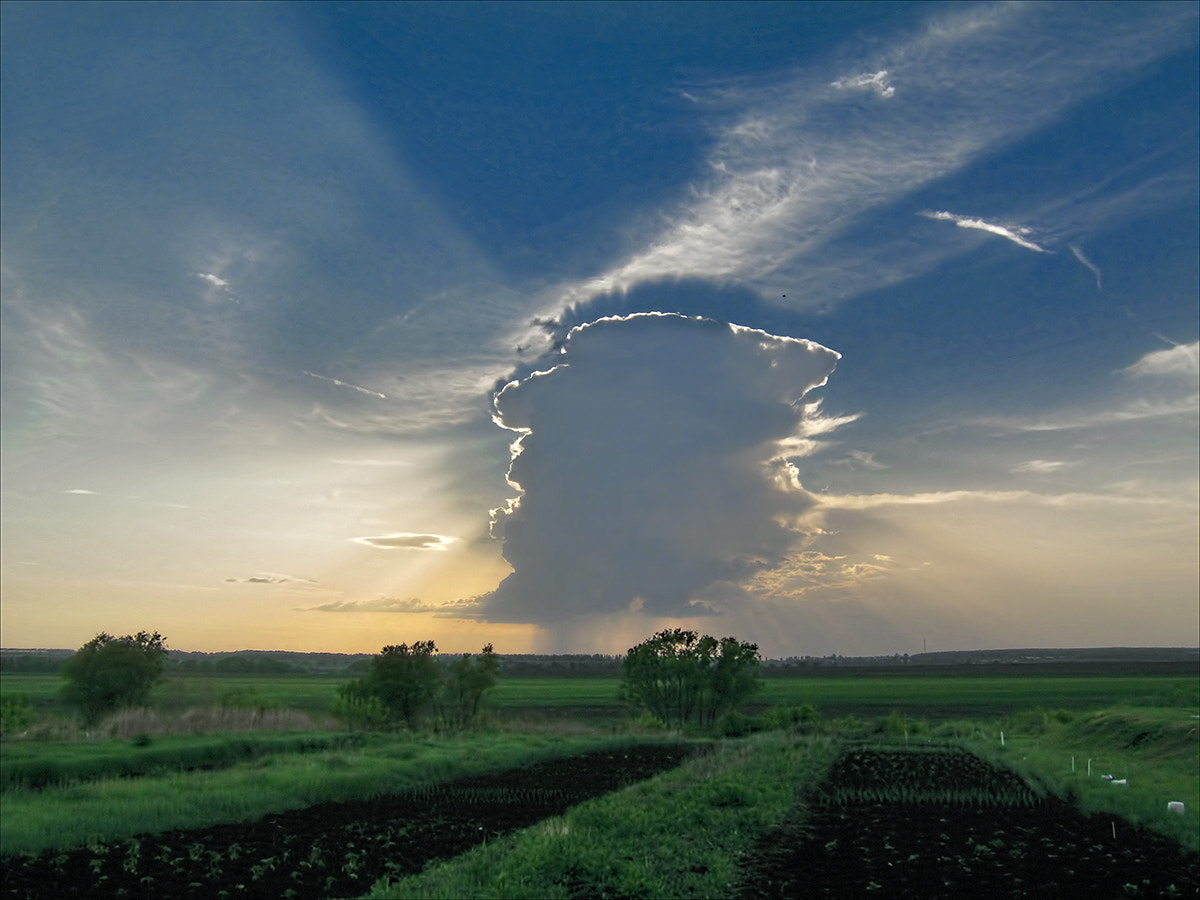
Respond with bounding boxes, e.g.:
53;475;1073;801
60;631;168;725
621;629;761;729
439;643;500;728
335;641;502;730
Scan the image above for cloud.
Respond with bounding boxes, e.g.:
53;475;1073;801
831;70;895;98
542;2;1193;314
352;533;457;550
838;450;886;470
196;272;231;290
1121;341;1199;378
303;371;388;400
978;396;1198;433
1012;459;1074;475
1069;245;1103;289
225;573;314;584
64;489;98;495
304;596;445;613
479;313;841;626
920;211;1047;253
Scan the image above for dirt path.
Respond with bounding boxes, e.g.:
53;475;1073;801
2;743;697;899
734;748;1199;899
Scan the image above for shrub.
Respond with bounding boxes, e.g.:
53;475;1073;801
0;695;38;737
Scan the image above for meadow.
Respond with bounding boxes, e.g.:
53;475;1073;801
1;666;1196;898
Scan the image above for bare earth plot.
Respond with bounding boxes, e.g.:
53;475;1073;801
1;744;697;900
734;748;1199;899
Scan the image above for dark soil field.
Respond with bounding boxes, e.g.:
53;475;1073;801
735;748;1200;899
1;743;697;899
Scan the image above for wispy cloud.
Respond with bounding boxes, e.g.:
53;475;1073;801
1012;459;1074;475
64;488;98;495
979;397;1198;433
351;533;457;550
225;573;315;584
196;272;231;290
830;70;895;98
549;3;1192;313
920;211;1047;253
303;595;482;614
814;488;1194;512
1069;245;1103;289
303;371;388;400
304;596;439;613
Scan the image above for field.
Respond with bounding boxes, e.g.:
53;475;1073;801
1;666;1197;898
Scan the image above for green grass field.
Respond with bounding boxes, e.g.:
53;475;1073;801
2;665;1196;896
4;669;1195;722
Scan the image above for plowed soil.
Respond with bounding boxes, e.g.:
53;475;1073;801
2;743;696;899
735;748;1199;899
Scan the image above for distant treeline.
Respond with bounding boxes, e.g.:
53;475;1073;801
3;646;1196;677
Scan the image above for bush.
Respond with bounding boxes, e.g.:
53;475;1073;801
0;695;38;737
760;704;821;733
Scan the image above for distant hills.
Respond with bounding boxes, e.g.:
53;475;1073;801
1;646;1196;676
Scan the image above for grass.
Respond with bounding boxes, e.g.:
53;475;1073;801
6;670;1194;723
366;732;837;900
0;731;361;790
753;673;1199;720
0;732;667;856
964;706;1200;852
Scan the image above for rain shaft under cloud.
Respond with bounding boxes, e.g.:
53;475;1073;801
481;313;840;623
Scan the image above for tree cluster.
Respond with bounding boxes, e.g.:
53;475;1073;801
60;631;168;726
621;628;761;729
334;641;499;730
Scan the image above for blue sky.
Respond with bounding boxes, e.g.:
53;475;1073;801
2;1;1196;655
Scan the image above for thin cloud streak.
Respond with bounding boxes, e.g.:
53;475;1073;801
1069;245;1103;289
303;371;387;400
920;211;1047;253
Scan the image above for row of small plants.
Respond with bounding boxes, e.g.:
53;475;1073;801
0;732;657;857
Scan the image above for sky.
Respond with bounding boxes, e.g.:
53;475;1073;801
2;1;1197;657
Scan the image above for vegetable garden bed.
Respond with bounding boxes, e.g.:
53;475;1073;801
735;747;1199;898
1;743;698;899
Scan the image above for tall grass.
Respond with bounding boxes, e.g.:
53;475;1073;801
367;733;837;900
0;732;661;856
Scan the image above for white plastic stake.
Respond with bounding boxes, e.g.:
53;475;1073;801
1000;731;1005;747
1071;756;1075;772
1088;758;1092;776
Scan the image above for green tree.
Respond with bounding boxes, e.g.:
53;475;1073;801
621;629;761;729
439;643;500;728
60;631;168;726
337;640;442;728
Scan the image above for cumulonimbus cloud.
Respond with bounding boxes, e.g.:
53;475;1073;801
478;313;841;625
